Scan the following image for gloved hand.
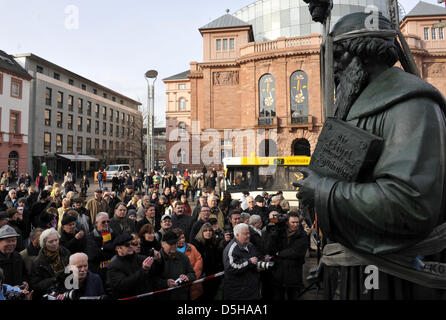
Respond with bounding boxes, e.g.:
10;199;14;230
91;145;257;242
294;168;323;207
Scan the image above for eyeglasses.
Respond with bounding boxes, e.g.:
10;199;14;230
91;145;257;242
122;242;132;248
130;241;140;246
101;220;110;225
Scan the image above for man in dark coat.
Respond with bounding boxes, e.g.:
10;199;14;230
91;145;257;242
30;190;55;228
59;215;86;254
171;202;194;243
106;233;161;299
155;231;196;300
264;211;308;300
85;212;116;281
296;8;446;299
0;225;28;288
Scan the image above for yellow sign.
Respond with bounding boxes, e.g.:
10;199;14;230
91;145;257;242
240;156;311;166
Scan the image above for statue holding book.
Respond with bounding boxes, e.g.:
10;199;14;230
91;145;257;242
296;2;446;299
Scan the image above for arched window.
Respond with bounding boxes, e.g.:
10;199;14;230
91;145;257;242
179;98;186;111
178;122;186;135
290;71;309;122
259;74;276;118
292;138;311;156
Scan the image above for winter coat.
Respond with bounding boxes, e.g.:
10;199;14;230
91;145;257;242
20;243;40;275
155;250;196;300
136;216;159;233
0;251;28;286
223;238;260;300
85;228;116;275
106;253;161;299
264;227;308;288
140;239;161;257
29;246;70;298
109;216;136;236
59;229;87;254
182;243;203;300
171;214;194;242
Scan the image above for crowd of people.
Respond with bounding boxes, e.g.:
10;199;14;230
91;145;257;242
0;167;312;301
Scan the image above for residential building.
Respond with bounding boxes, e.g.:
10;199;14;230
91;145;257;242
14;53;143;179
0;50;32;178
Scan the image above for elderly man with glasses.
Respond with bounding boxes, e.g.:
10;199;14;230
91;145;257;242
85;212;116;282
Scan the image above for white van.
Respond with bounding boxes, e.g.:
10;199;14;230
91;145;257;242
104;164;131;181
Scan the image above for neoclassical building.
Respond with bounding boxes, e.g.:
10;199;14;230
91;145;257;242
164;1;446;170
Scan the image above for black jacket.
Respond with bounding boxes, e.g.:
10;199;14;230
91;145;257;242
0;251;28;286
106;253;161;299
249;225;266;257
85;228;116;274
191;238;223;276
222;238;260;300
59;229;87;254
171;214;194;242
29;246;70;298
109;216;136;236
155;250;196;300
140;239;161;257
264;226;309;288
136;216;159;233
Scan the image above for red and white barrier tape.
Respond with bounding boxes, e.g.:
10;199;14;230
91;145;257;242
118;271;225;301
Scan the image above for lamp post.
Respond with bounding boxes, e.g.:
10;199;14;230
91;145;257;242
145;70;158;173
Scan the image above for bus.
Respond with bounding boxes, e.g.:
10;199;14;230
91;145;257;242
223;156;311;208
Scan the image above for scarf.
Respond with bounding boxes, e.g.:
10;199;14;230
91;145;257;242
42;247;64;274
177;244;187;254
99;230;112;268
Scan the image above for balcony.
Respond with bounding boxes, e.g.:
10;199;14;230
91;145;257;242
9;133;23;145
257;117;276;128
289;115;313;130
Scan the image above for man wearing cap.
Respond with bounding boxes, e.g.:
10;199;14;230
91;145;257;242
155;214;173;242
171;202;194;243
85;189;109;225
0;225;29;288
296;6;446;299
59;215;86;254
105;233;161;299
155;231;196;300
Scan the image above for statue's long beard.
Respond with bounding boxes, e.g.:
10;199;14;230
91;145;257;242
334;57;368;121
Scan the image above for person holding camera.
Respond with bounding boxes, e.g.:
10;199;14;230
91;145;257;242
223;223;261;300
105;233;162;300
0;267;32;300
264;210;309;300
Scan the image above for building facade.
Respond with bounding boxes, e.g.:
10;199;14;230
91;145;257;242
0;50;32;178
164;1;446;171
14;54;143;179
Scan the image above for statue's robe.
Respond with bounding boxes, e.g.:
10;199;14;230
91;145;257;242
316;67;446;299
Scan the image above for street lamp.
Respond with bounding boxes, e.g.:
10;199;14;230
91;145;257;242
145;70;158;173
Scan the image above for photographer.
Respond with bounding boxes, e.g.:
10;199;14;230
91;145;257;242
264;210;309;300
0;267;32;300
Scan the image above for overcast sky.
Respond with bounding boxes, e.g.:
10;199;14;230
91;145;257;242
0;0;440;126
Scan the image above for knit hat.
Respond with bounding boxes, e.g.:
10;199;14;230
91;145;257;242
127;209;137;218
255;195;264;203
0;211;9;220
0;225;20;239
61;215;77;226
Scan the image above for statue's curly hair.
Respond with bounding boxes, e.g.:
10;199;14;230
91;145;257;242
337;37;399;68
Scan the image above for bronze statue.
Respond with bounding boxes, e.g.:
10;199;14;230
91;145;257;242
296;5;446;299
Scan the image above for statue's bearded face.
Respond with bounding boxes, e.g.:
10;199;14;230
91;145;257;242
333;43;369;120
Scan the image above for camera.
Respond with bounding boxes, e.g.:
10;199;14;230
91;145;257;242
42;289;80;300
174;277;183;285
147;248;155;257
268;214;287;224
256;261;275;270
5;290;25;300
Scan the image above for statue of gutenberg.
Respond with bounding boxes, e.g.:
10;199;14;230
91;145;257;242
296;10;446;299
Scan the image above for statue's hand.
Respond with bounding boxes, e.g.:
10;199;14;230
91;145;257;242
303;0;332;24
294;168;322;207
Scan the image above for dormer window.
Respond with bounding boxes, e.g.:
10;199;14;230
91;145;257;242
216;38;235;51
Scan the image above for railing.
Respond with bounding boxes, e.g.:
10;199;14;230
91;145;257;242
258;117;275;126
240;34;322;56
